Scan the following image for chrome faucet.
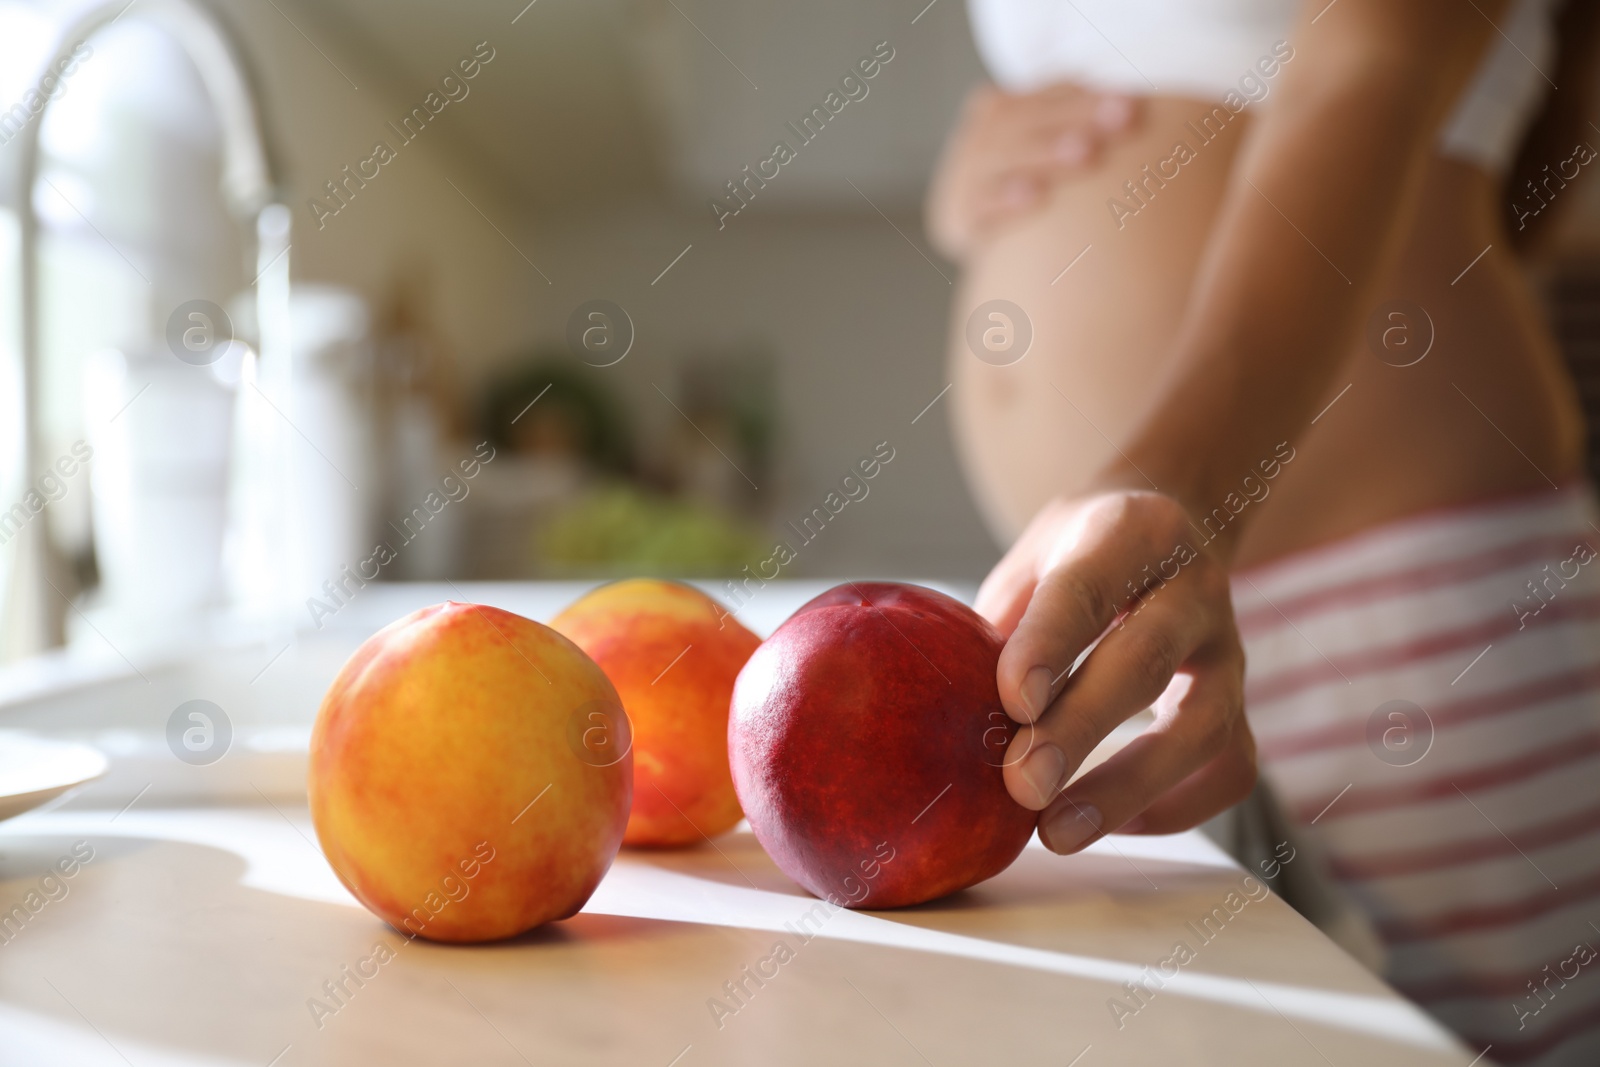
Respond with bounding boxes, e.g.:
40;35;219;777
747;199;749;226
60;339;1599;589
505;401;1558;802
6;0;288;657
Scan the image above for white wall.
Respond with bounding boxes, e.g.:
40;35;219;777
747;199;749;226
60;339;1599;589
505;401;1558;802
273;0;1005;579
510;203;1001;579
203;0;531;370
4;0;1008;590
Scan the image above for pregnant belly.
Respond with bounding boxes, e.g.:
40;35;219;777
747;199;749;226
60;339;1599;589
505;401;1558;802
948;98;1253;542
947;94;1585;564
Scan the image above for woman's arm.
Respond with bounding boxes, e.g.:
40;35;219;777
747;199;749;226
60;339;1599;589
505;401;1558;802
1100;0;1509;518
979;0;1512;851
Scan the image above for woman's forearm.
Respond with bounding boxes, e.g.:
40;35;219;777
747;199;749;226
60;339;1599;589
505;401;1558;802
1092;0;1507;557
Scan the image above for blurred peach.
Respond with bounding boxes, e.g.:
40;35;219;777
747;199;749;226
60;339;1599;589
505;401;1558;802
553;580;760;846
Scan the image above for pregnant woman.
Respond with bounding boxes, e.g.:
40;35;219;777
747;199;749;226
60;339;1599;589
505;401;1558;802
931;0;1600;1061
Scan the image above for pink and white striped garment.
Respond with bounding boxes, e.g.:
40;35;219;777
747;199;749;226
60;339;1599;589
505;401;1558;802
1231;484;1600;1067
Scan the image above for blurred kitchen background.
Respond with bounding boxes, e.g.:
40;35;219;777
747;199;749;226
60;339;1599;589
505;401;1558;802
0;0;1002;659
6;0;1600;661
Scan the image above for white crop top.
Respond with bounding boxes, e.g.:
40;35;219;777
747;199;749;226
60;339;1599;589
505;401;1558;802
968;0;1560;172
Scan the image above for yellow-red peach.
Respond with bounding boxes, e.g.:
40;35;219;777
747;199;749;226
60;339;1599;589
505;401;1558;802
309;602;631;942
552;579;760;847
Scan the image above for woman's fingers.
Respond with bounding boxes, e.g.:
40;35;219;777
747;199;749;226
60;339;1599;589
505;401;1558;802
974;550;1039;640
1002;84;1135;134
1037;650;1251;852
1091;92;1137;132
1121;718;1257;835
969;111;1108;207
994;493;1192;724
962;88;1139;232
1001;575;1217;809
973;139;1098;217
996;88;1136;160
975;501;1065;636
927;83;1139;258
980;489;1252;850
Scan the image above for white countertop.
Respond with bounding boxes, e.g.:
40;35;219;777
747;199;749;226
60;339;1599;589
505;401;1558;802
0;805;1469;1066
0;582;1473;1064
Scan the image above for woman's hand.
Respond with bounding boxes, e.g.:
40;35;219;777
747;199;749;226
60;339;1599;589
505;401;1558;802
925;83;1138;261
975;491;1255;854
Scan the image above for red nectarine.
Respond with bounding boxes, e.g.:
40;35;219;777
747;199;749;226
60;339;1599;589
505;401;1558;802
729;582;1034;908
